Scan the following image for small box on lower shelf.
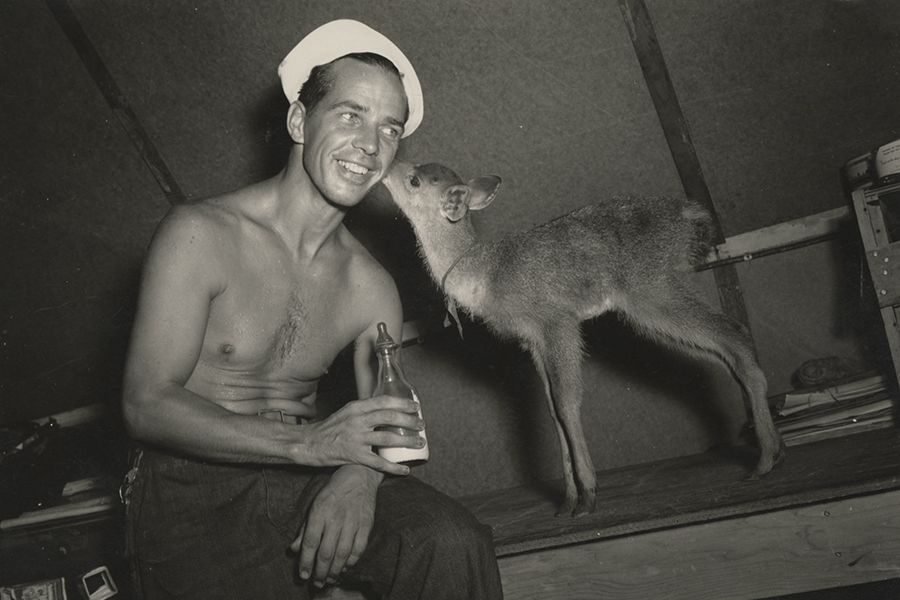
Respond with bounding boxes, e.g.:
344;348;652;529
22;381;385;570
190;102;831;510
1;577;67;600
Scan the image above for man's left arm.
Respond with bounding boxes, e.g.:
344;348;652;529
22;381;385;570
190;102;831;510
293;280;404;588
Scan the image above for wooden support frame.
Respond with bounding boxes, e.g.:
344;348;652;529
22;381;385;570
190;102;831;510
850;181;900;391
701;206;850;270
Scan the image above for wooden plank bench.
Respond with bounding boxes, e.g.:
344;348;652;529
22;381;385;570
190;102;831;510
460;427;900;599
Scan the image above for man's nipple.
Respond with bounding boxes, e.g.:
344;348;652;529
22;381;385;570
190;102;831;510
219;343;236;355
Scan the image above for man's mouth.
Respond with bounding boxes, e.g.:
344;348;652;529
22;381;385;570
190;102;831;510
336;159;373;177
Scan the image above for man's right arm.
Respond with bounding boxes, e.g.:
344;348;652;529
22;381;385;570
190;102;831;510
121;207;418;473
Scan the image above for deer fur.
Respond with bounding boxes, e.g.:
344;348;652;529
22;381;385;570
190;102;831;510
381;160;784;516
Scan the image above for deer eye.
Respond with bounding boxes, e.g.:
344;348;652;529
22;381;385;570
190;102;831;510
409;175;421;188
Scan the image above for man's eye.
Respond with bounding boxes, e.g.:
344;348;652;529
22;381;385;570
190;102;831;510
340;112;360;124
381;126;401;139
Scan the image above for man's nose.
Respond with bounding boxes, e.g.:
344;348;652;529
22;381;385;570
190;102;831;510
353;127;379;156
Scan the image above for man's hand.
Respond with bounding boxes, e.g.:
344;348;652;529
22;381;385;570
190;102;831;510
291;465;382;588
293;396;423;476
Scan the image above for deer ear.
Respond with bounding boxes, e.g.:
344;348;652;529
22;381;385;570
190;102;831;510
440;185;471;222
466;176;502;211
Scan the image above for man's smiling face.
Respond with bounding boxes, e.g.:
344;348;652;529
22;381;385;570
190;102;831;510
300;57;408;208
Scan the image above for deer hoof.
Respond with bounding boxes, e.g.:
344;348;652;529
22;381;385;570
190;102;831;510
750;441;786;479
556;492;596;517
556;496;577;517
573;492;597;517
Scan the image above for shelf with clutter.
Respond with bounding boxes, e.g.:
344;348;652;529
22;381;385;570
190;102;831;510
0;404;128;599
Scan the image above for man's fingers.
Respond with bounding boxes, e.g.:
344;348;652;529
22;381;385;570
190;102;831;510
313;526;340;587
297;521;323;581
290;524;305;553
349;395;419;414
346;524;371;570
377;395;420;413
358;451;411;476
369;429;426;450
365;409;423;431
328;526;356;580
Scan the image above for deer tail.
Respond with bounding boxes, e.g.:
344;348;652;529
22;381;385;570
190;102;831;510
682;200;715;267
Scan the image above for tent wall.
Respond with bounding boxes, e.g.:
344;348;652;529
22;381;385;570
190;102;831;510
2;0;898;496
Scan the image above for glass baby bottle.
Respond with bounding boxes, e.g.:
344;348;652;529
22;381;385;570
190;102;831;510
373;322;428;464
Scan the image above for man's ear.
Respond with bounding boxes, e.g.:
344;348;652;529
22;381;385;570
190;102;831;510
286;101;306;144
440;185;471;222
466;176;502;211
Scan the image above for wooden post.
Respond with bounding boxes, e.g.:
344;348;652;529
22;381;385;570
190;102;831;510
618;0;754;336
46;0;186;204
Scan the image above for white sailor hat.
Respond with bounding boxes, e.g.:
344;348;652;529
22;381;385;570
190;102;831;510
278;19;423;138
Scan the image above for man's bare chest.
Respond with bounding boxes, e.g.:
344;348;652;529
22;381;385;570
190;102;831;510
202;265;357;378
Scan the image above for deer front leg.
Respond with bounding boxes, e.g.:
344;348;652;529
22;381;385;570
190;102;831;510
548;369;596;516
532;326;597;516
533;359;580;516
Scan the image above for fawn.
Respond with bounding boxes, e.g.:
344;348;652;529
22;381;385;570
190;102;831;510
381;160;785;516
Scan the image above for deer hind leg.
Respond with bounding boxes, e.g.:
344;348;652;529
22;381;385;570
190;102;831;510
528;320;596;516
624;287;784;476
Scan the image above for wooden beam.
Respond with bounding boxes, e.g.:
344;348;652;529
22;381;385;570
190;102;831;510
701;206;851;270
619;0;718;226
46;0;186;204
33;402;105;428
618;0;752;333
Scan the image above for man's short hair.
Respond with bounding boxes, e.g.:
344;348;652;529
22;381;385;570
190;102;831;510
298;53;409;123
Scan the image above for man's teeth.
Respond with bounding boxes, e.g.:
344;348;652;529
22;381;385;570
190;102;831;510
338;160;370;175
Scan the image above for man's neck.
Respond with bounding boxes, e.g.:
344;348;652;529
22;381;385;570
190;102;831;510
268;148;348;261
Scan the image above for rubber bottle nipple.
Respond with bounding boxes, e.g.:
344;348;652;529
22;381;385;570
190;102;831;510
376;322;398;352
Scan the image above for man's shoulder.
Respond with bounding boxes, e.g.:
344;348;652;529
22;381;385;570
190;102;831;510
154;197;240;244
336;228;400;309
340;228;393;282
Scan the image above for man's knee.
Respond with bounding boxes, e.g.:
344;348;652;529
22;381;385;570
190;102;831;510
373;477;497;558
350;479;502;598
403;495;495;560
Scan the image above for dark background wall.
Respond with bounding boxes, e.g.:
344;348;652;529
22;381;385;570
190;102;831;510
2;0;899;498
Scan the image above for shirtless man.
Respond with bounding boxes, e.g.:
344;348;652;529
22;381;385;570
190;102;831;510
121;20;502;599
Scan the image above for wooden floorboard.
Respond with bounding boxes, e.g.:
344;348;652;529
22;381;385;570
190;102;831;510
462;427;900;557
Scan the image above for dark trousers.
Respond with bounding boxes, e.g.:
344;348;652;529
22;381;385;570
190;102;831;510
126;449;503;599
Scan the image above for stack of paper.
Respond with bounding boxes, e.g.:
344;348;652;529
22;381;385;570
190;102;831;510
773;373;896;446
